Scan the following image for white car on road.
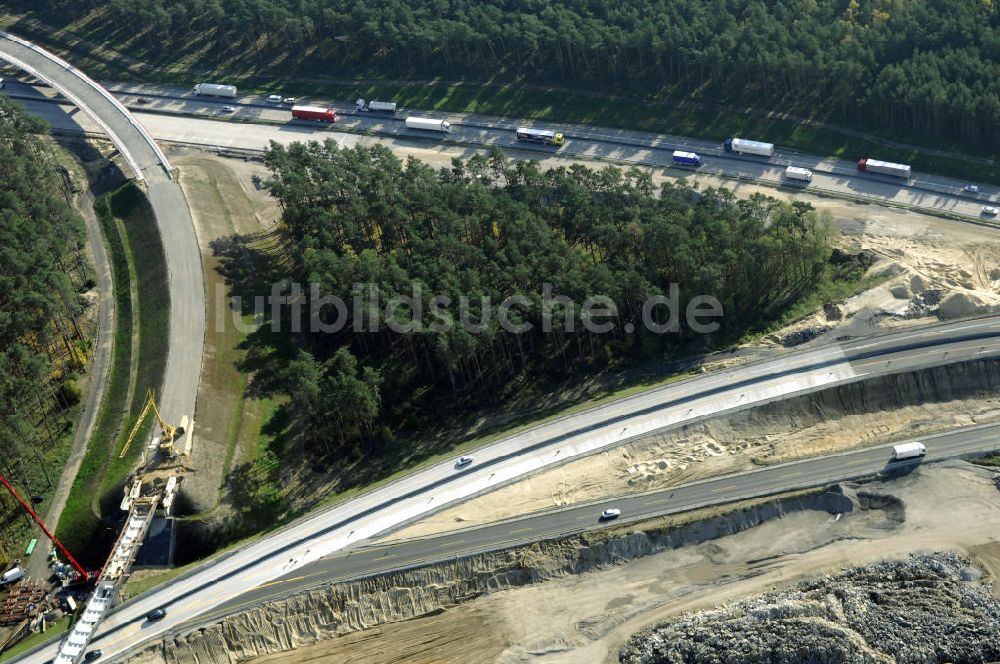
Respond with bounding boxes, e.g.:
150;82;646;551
983;206;998;216
455;455;474;468
600;508;621;520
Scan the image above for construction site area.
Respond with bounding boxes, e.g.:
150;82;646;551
0;386;191;663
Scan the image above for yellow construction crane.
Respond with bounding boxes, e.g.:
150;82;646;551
119;388;177;459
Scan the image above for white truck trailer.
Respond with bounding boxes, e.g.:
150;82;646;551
857;158;911;179
405;116;452;133
193;83;237;98
784;166;813;182
724;137;775;158
356;99;397;113
891;442;926;461
368;100;397;113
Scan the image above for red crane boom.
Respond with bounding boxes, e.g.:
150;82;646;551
0;473;89;582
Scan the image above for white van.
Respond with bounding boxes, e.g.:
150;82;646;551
266;94;282;103
1;565;26;586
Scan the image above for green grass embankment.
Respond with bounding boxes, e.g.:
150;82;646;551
100;183;170;492
55;182;169;561
0;616;70;662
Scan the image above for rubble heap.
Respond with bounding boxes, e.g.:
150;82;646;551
620;553;1000;664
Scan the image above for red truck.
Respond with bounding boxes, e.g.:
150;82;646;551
291;105;336;123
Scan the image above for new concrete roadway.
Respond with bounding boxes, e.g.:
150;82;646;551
0;38;204;468
15;315;1000;662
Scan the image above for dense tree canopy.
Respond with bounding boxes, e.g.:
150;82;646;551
22;0;1000;147
0;98;88;499
241;141;833;454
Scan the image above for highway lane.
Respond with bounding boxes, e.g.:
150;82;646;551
146;419;1000;633
0;46;204;442
5;72;1000;659
16;316;1000;662
4;81;997;223
0;38;205;663
92;82;1000;206
99;81;998;195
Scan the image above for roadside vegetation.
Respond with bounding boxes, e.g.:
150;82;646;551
0;615;69;662
178;141;871;557
2;0;998;181
56;182;169;564
0;98;93;561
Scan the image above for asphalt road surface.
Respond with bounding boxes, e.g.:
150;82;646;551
190;419;1000;627
0;34;162;177
4;79;997;223
0;37;204;663
16;316;1000;662
98;80;1000;205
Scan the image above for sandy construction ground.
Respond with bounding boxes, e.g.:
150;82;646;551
171;149;282;513
385;377;1000;542
250;460;1000;664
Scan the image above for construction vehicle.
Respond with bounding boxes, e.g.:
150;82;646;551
119;389;179;459
0;565;25;586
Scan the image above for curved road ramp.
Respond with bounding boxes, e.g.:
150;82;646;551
0;32;204;664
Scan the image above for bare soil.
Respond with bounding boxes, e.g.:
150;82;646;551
172;149;279;514
251;605;506;664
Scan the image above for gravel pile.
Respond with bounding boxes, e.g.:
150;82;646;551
620;553;1000;664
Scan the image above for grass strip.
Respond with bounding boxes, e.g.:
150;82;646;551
100;183;170;490
55;192;135;556
0;616;70;662
56;182;170;558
